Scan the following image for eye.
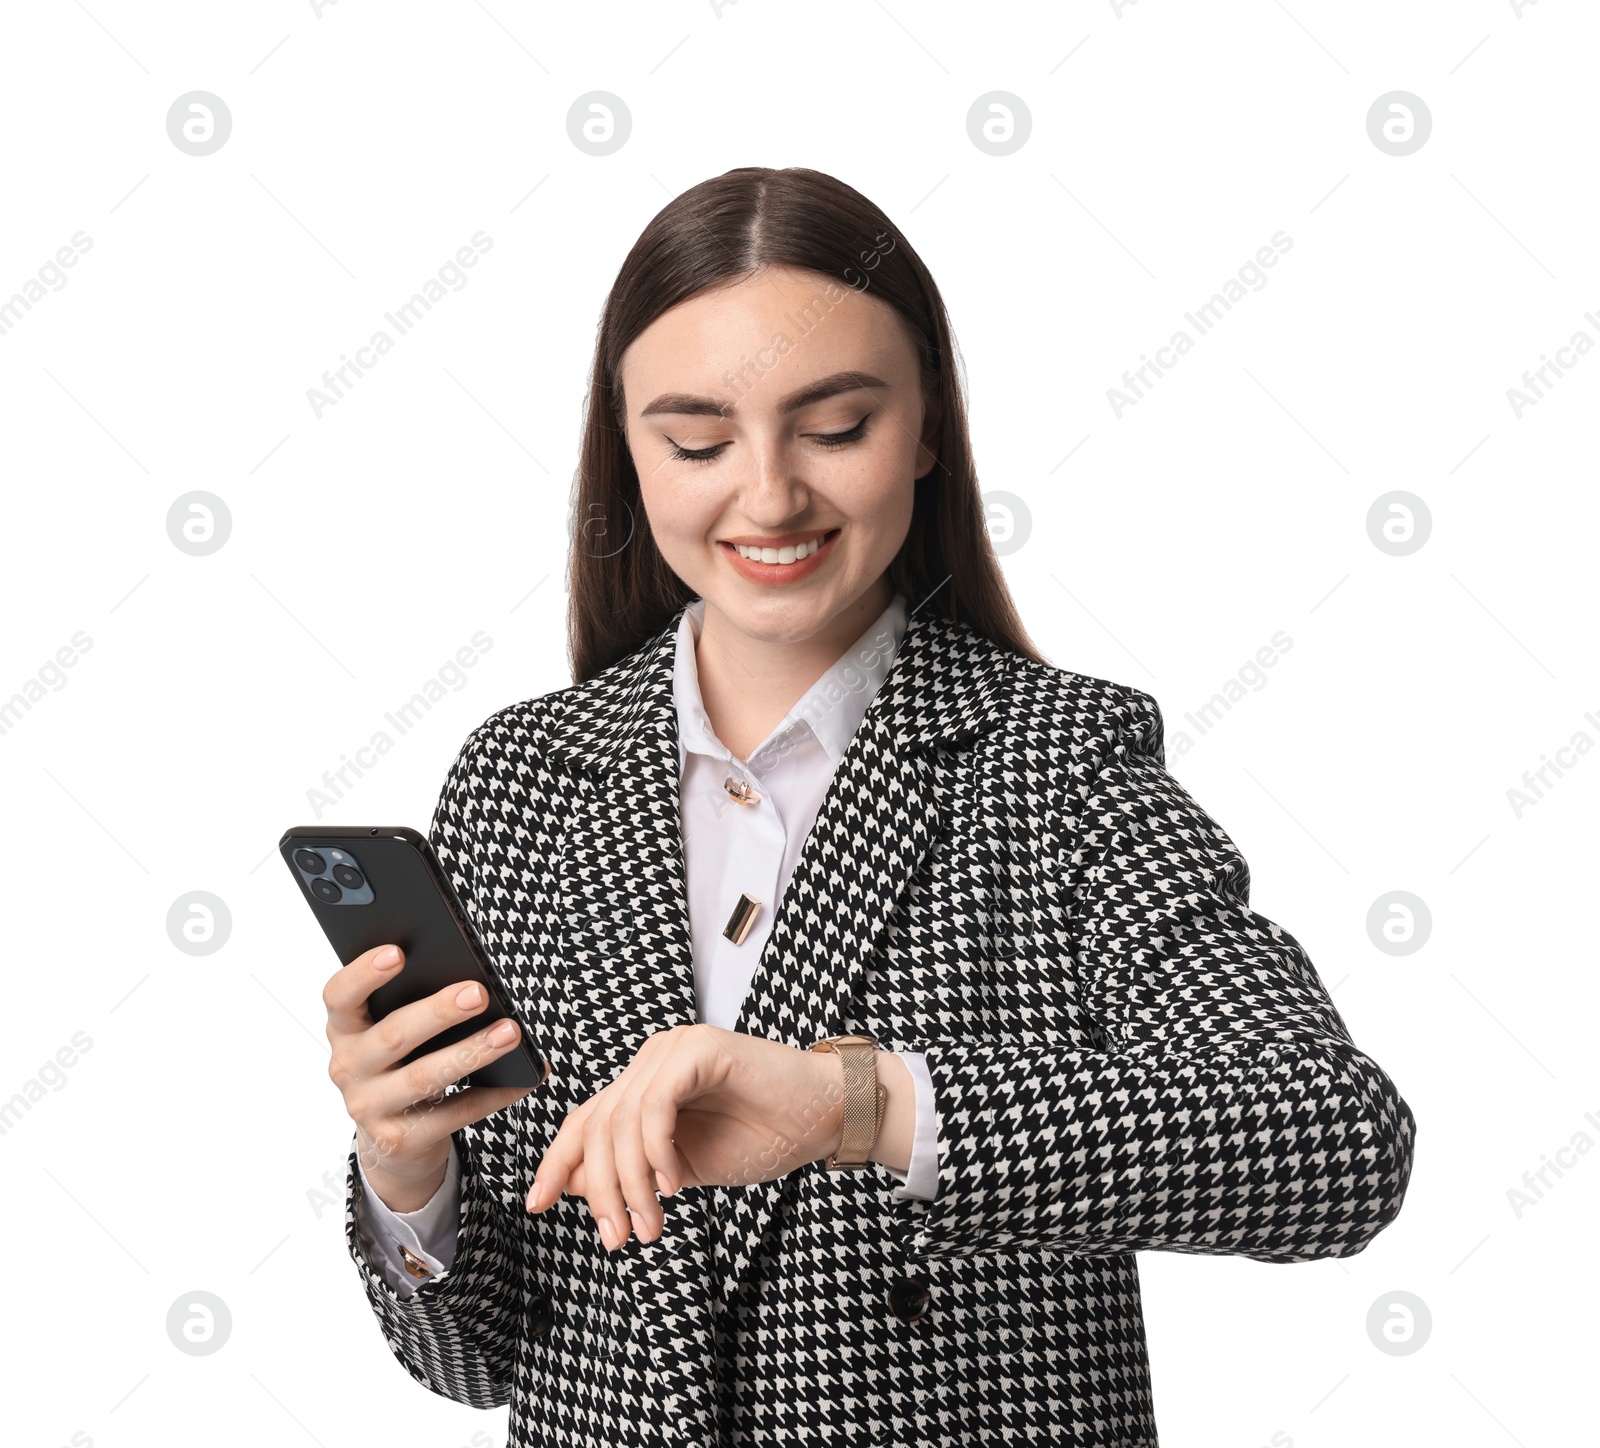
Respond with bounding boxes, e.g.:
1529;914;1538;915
667;440;727;467
666;414;871;466
813;415;870;449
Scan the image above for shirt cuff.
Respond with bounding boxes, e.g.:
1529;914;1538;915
352;1134;463;1299
881;1051;939;1202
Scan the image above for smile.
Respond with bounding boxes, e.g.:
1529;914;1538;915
718;527;842;584
723;528;836;563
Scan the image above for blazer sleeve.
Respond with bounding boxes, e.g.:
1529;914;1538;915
341;724;526;1408
886;685;1416;1266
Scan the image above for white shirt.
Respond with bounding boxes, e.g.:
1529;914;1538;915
354;591;941;1296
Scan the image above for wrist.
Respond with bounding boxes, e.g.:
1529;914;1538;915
357;1132;452;1213
363;1159;449;1214
806;1039;895;1171
811;1047;847;1167
868;1050;912;1177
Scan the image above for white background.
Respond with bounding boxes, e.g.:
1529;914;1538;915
2;2;1593;1445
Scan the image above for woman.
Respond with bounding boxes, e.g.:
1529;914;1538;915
322;166;1416;1447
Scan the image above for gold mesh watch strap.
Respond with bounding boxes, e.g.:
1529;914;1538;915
809;1034;887;1170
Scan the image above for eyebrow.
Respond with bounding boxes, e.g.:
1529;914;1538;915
638;369;890;420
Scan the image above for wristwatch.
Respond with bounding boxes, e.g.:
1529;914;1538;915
808;1033;888;1170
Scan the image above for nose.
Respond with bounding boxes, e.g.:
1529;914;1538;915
732;435;813;527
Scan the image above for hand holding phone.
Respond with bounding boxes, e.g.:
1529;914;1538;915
322;941;531;1211
283;824;552;1212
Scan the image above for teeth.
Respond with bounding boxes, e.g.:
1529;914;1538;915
734;532;829;564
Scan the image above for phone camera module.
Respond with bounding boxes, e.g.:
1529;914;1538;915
288;838;374;902
291;843;376;905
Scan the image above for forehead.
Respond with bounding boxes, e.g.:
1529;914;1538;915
620;268;912;399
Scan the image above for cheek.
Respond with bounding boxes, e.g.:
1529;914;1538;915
876;419;928;480
841;480;916;564
863;424;922;490
633;479;681;562
638;477;720;555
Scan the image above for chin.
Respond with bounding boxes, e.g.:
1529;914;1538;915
705;591;841;639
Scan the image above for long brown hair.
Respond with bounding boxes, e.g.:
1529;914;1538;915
566;165;1048;684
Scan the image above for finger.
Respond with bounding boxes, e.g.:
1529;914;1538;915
575;1037;675;1240
323;941;407;1040
416;1000;519;1088
640;1083;682;1200
393;1009;522;1111
527;1103;589;1213
353;1010;523;1126
526;1035;668;1222
608;1036;690;1231
606;1029;684;1210
612;1092;666;1243
580;1107;631;1251
342;976;498;1089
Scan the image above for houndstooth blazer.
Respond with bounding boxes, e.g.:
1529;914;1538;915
341;597;1416;1447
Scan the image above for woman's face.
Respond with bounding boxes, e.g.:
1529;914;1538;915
618;264;939;646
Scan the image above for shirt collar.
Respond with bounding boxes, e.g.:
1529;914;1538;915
673;590;909;775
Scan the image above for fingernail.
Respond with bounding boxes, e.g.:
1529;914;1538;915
527;1177;546;1211
374;946;401;970
599;1216;621;1250
487;1020;516;1046
655;1170;672;1197
455;982;483;1009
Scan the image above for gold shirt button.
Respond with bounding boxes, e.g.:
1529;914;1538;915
397;1244;433;1281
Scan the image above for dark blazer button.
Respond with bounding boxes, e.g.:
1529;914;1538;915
528;1291;553;1338
887;1276;931;1324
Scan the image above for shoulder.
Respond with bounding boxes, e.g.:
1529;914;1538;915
439;635;649;776
446;686;569;768
983;639;1165;774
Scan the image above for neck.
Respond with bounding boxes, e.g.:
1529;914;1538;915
693;578;894;762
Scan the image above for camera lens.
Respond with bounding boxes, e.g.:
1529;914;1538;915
295;849;326;874
311;877;342;903
332;863;364;890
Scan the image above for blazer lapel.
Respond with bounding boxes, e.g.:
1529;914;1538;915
541;617;724;1436
539;595;1016;1436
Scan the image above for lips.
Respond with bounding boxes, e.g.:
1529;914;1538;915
719;526;841;583
722;528;839;562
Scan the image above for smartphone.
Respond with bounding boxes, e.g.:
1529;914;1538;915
280;825;550;1090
